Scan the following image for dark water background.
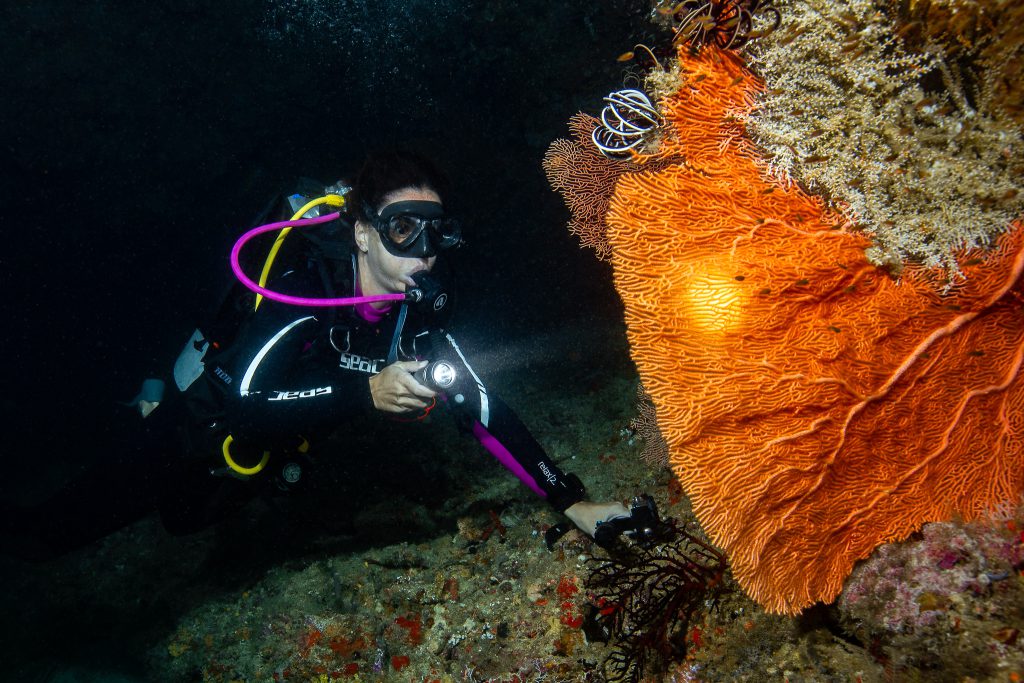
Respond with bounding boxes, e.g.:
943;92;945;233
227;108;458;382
1;0;657;497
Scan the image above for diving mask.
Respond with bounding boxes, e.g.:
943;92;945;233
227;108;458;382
367;200;463;258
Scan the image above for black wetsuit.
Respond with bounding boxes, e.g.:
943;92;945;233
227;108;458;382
193;254;586;511
3;250;585;558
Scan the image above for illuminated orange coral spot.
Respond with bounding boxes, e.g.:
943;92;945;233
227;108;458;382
547;47;1024;614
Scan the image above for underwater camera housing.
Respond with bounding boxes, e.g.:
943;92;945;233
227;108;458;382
593;494;661;550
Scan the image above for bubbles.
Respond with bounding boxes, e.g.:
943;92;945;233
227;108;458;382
259;0;459;49
257;0;464;123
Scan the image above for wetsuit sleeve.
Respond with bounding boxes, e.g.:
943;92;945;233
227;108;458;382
427;330;586;512
220;274;374;443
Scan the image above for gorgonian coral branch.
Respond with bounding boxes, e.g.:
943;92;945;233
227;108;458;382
586;521;729;682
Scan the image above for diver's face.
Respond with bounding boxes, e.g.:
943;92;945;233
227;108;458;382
354;186;438;295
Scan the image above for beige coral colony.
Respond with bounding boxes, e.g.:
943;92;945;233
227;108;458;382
733;0;1023;275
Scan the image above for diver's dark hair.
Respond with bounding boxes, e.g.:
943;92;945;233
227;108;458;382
348;149;451;222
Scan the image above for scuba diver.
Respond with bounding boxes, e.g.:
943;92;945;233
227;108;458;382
2;150;638;560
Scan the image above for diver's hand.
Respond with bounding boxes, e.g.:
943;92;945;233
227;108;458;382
369;360;437;413
564;500;630;538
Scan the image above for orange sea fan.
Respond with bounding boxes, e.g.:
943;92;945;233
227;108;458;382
542;113;635;261
570;47;1024;613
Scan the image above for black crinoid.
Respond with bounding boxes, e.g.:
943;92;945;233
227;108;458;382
659;0;782;51
583;518;729;682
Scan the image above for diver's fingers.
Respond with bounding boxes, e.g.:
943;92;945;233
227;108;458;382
391;361;436;399
402;396;430;410
378;395;427;413
404;375;437;399
370;361;437;412
392;359;428;373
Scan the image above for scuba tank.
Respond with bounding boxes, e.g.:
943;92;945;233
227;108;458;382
173;179;353;394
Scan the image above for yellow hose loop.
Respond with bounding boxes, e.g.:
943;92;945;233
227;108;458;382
222;434;270;475
254;193;347;310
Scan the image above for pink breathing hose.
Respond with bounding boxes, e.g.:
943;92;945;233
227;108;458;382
230;212;406;307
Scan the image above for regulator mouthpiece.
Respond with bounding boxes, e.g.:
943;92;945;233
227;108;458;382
405;271;450;314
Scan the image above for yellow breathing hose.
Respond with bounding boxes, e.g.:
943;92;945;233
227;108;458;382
254;193;346;311
223;192;344;476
